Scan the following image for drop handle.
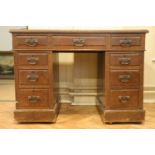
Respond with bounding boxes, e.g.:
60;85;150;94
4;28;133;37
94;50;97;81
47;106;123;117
28;96;40;103
118;96;130;103
73;38;85;47
27;56;39;65
119;74;131;82
120;38;132;47
25;38;38;47
119;57;130;65
27;73;39;82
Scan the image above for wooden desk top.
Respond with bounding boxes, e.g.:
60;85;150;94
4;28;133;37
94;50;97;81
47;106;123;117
10;29;149;34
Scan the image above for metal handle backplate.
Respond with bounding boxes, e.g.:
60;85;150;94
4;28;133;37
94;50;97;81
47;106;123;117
119;57;130;65
27;73;39;82
27;56;39;65
120;38;132;47
28;96;40;103
73;38;85;47
118;96;130;103
119;74;131;82
25;38;38;47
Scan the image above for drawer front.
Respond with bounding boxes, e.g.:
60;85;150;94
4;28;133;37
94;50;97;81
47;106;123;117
109;90;139;109
17;89;49;109
110;53;142;66
110;70;140;89
19;70;49;85
17;52;48;66
14;35;48;49
53;36;106;49
110;34;143;50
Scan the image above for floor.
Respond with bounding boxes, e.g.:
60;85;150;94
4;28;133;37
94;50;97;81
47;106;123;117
0;103;155;129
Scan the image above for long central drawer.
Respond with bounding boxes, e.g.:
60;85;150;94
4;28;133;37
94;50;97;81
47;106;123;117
52;36;107;50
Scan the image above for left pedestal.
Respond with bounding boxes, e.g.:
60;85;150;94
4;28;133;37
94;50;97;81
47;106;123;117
13;49;58;122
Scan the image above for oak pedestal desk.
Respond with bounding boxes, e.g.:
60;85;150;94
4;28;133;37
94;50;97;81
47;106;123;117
10;29;148;123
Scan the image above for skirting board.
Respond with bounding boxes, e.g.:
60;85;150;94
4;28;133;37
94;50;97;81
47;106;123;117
144;86;155;103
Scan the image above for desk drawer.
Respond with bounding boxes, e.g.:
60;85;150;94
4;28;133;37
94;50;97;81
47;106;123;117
14;35;48;49
110;70;140;89
53;36;106;49
109;90;139;109
17;52;48;66
17;89;49;109
110;53;142;66
19;70;49;85
110;34;143;50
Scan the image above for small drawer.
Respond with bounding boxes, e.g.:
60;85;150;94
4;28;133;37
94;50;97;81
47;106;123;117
110;70;140;89
110;53;142;66
110;34;144;50
17;52;48;66
109;90;139;109
53;36;106;50
17;89;49;109
19;70;49;85
14;35;48;49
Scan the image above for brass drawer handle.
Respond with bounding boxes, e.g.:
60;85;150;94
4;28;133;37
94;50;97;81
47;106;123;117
25;38;38;47
120;38;132;47
119;57;130;65
73;38;85;47
27;73;39;82
119;74;131;82
27;56;39;65
118;96;130;103
28;96;40;103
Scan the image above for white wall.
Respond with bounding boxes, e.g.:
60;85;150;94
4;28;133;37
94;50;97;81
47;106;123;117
0;26;26;51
